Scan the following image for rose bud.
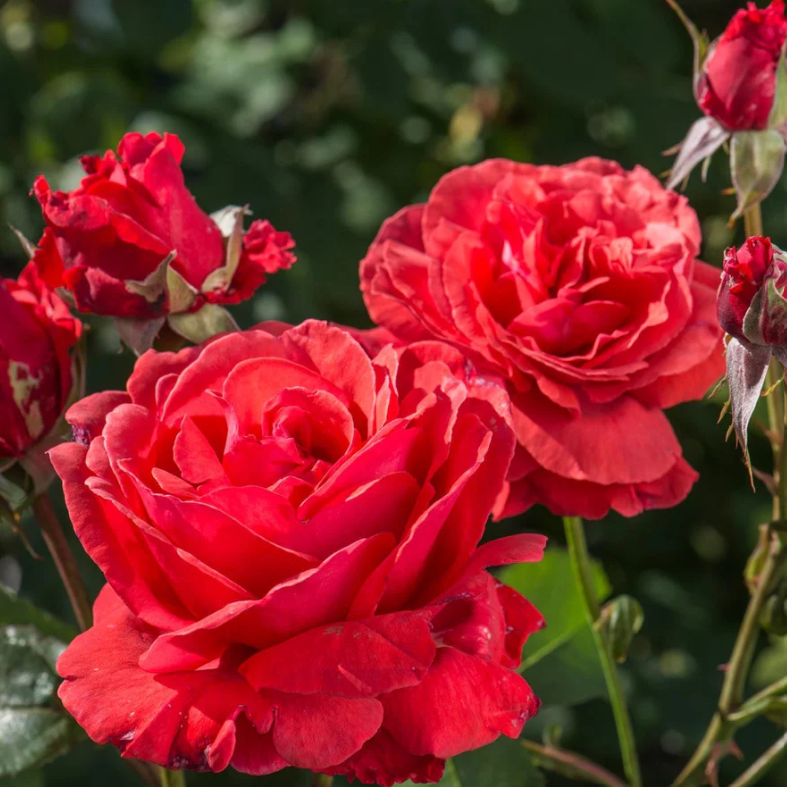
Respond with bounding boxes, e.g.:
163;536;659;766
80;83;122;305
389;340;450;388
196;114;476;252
698;1;787;132
361;158;725;520
31;132;295;352
51;321;546;784
666;1;787;217
717;236;787;466
0;263;82;512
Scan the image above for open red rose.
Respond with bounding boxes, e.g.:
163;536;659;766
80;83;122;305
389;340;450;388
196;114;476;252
32;132;295;321
361;158;725;520
1;263;81;460
51;321;546;784
697;1;787;132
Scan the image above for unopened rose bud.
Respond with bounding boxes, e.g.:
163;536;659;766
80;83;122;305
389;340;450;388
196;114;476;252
718;235;787;346
666;2;787;216
718;235;787;472
600;595;644;664
698;1;787;132
0;263;83;512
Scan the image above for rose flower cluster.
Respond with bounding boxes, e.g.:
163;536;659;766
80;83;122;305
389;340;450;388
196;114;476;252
0;116;726;784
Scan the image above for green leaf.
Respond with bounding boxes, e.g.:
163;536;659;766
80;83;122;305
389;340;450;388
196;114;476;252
0;626;83;777
0;587;76;643
500;546;611;707
520;626;607;707
400;738;544;787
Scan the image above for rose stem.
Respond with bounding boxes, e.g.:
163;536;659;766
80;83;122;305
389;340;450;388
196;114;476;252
728;731;787;787
312;774;334;787
126;761;164;787
31;492;92;631
671;203;787;787
563;515;642;787
159;769;186;787
521;739;629;787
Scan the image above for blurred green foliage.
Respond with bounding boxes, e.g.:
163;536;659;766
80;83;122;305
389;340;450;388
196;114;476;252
1;0;786;785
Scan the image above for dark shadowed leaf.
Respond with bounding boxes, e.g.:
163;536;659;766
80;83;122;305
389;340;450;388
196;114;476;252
0;626;83;777
0;587;76;643
400;737;544;787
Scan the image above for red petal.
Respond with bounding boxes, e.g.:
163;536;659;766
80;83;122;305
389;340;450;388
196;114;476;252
57;586;276;773
382;647;538;759
240;609;436;697
324;730;444;787
140;534;394;672
49;443;191;630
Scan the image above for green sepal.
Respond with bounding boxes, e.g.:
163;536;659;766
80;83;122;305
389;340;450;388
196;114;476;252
664;0;710;94
168;303;239;344
769;41;787;130
201;205;248;296
730;129;786;219
761;581;787;636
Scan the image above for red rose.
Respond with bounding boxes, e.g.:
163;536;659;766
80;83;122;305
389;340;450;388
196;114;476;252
361;158;725;520
32;132;295;320
697;1;787;132
51;321;546;784
0;263;81;460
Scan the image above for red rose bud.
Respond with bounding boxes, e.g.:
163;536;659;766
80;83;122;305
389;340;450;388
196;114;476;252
718;235;787;345
31;132;295;351
718;236;787;473
51;322;546;782
698;1;787;132
666;2;787;216
0;263;82;510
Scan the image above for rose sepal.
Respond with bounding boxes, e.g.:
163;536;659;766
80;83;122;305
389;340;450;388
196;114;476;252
167;303;239;344
201;205;249;297
724;337;772;477
665;117;729;191
665;0;711;96
731;129;786;218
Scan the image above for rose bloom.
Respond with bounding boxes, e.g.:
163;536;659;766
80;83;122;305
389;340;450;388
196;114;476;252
718;235;787;346
0;263;81;459
32;132;295;319
361;158;724;520
51;321;546;784
697;1;787;132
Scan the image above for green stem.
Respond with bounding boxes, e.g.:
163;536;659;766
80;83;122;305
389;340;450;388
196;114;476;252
312;775;334;787
125;761;163;787
563;516;642;787
159;769;187;787
728;731;787;787
521;740;629;787
31;493;92;631
742;674;787;709
744;202;764;237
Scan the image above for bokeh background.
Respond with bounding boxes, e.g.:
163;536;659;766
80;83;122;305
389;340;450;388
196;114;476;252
0;0;786;785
